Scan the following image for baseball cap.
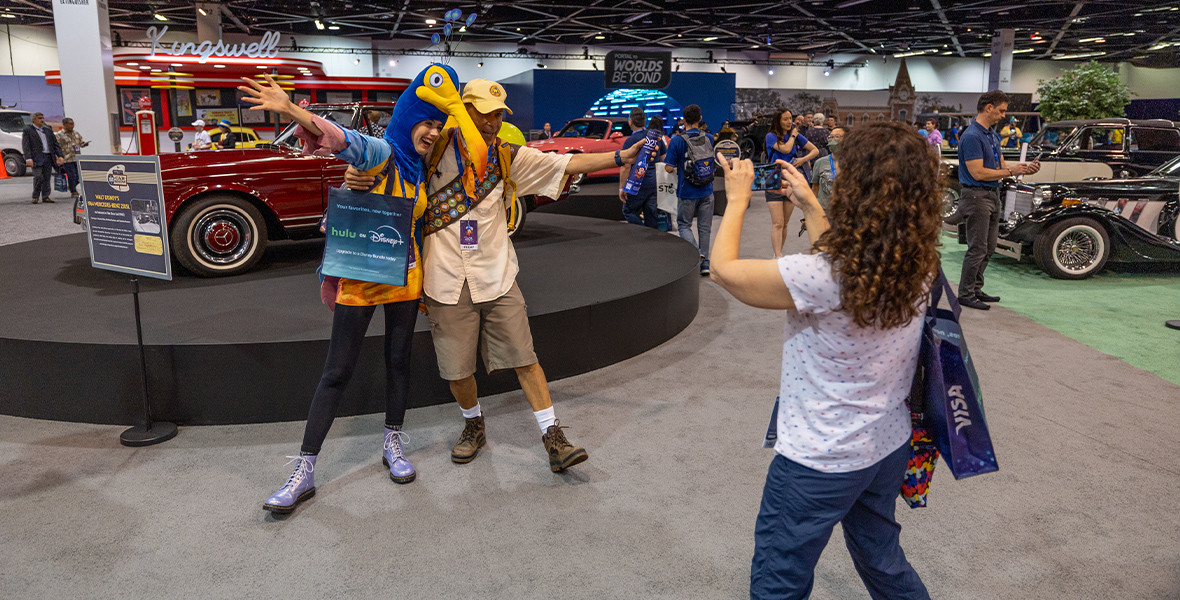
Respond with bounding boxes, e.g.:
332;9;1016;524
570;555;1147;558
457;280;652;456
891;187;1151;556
462;79;513;115
192;119;205;127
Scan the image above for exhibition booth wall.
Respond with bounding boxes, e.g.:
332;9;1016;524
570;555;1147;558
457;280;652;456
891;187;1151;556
499;69;737;132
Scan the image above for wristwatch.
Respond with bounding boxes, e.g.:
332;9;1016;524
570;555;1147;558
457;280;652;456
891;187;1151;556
614;149;623;167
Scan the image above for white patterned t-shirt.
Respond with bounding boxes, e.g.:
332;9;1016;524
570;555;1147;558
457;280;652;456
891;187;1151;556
775;253;921;472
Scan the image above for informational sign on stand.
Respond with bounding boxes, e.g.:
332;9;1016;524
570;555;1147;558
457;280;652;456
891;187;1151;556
78;155;173;281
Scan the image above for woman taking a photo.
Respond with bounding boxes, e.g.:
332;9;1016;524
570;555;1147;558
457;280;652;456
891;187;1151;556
764;108;819;257
711;122;941;600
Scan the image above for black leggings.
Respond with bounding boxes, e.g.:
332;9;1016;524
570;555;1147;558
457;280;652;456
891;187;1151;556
300;300;419;455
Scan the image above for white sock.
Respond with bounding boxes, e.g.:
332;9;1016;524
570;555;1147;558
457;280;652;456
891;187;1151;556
461;404;482;419
534;407;556;433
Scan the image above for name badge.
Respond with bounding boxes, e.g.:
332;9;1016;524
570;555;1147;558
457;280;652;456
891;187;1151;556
763;397;779;449
460;220;478;250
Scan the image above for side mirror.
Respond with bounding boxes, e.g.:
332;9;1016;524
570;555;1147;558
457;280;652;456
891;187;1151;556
609;131;625;140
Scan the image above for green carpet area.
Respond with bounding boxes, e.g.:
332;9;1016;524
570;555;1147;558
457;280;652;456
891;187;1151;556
939;232;1180;386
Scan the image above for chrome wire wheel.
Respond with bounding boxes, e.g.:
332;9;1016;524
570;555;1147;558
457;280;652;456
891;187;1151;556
941;187;960;219
191;207;255;266
1053;226;1103;274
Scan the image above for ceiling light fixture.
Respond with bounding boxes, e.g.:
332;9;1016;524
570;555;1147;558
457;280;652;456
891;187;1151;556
197;7;207;16
1;13;16;18
1052;51;1106;60
594;35;605;40
389;59;397;66
824;69;830;76
354;59;360;65
328;25;340;30
426;19;436;25
768;68;774;75
1012;48;1034;54
214;64;226;68
315;19;324;30
1079;37;1106;43
153;13;168;21
126;62;138;66
703;36;718;42
477;61;484;67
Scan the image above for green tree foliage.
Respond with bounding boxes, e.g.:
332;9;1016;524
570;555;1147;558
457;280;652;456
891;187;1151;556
1036;61;1134;122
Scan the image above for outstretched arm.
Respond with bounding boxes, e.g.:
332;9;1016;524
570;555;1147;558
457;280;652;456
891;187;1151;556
709;155;797;310
565;140;645;175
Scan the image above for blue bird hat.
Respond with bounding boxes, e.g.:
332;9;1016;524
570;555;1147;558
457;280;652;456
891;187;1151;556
384;63;467;187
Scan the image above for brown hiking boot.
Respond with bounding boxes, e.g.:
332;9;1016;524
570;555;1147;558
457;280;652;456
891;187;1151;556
542;420;588;472
451;416;486;464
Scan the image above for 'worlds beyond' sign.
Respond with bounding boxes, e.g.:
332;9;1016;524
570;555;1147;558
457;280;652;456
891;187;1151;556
604;50;672;90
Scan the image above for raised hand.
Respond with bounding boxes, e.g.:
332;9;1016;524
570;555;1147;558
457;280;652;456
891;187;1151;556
237;75;292;114
776;160;820;212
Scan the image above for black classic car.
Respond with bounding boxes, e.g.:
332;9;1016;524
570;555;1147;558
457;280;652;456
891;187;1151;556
941;119;1180;225
974;155;1180;279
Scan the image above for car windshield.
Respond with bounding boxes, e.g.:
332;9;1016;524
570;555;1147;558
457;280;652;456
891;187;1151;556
1150;155;1180;177
271;108;358;148
0;112;32;133
558;120;609;140
1028;125;1078;151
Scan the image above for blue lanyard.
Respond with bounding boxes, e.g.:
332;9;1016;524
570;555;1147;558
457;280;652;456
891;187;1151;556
828;154;836;178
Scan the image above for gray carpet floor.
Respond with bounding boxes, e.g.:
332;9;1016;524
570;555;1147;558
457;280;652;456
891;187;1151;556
2;179;1178;599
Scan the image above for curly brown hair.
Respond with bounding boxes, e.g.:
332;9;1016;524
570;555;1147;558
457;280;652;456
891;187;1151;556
815;122;943;329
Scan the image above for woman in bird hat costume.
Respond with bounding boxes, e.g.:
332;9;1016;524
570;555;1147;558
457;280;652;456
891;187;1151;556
239;64;488;514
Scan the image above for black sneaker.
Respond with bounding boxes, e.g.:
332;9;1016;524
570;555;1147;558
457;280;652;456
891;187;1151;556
959;296;990;310
976;292;1001;303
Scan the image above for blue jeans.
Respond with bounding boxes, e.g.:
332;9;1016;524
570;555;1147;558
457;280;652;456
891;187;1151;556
623;187;659;228
676;194;714;258
750;443;929;600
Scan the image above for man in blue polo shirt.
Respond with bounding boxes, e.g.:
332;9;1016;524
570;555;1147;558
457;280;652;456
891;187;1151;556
665;104;715;275
957;90;1040;310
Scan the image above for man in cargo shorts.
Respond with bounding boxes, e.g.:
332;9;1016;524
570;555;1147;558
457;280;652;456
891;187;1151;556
346;79;642;472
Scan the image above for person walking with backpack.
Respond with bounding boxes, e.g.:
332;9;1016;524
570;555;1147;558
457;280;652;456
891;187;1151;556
664;104;715;275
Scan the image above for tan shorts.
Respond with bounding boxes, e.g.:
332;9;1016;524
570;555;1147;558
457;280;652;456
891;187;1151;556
424;281;538;380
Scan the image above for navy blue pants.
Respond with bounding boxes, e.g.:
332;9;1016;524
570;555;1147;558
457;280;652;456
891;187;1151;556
622;187;659;228
750;442;929;600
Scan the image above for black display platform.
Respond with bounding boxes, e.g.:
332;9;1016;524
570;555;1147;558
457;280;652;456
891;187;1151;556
0;214;700;425
537;179;729;221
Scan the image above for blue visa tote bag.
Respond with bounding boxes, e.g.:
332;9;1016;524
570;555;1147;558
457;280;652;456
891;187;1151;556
920;269;998;479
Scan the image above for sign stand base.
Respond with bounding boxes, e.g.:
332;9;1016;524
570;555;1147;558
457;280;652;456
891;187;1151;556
1166;320;1180;331
118;276;178;447
120;422;178;447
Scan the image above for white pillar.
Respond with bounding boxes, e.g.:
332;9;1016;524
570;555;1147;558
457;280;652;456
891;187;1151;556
196;3;222;42
52;0;120;154
988;29;1014;92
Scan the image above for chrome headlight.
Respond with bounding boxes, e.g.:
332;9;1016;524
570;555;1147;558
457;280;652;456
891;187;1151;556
1032;187;1044;207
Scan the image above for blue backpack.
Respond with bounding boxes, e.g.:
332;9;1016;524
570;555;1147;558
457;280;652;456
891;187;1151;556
678;132;714;187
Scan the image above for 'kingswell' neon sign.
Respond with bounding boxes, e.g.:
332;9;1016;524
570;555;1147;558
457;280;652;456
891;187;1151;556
145;26;281;64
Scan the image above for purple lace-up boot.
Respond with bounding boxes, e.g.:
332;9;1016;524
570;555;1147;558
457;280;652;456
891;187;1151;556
382;427;416;484
263;454;316;514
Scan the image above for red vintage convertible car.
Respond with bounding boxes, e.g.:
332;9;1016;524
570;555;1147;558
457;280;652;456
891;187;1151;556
77;103;547;277
527;117;636;183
